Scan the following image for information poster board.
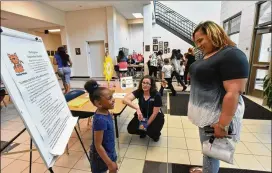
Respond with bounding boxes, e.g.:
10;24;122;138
0;27;78;168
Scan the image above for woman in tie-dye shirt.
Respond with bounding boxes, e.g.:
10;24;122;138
188;21;249;173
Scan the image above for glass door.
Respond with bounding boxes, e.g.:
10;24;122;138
248;28;271;98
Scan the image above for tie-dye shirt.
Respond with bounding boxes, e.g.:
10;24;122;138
187;46;249;141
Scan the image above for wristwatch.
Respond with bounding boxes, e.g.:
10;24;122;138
217;123;229;132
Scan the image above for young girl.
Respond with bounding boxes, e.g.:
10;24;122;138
159;58;176;96
84;80;118;173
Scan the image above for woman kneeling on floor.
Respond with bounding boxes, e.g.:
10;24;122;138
123;75;165;142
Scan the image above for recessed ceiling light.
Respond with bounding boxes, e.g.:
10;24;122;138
48;29;60;32
132;13;143;18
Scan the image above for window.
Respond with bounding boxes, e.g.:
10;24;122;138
258;1;272;25
247;1;271;97
223;21;229;34
223;13;242;45
229;15;241;34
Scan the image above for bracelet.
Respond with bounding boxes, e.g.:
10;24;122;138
217;123;229;132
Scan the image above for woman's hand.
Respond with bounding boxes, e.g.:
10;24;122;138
211;123;227;138
108;161;118;172
136;108;143;121
147;119;152;126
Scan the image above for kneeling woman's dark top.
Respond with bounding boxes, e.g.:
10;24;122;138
133;89;162;118
127;89;164;141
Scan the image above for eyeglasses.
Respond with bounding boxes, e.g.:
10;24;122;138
142;82;151;86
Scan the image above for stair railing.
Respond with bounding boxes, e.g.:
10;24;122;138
154;1;197;41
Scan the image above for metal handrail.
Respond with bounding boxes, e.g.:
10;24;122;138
156;9;195;31
156;13;192;38
156;2;197;28
154;1;197;44
156;12;194;37
156;12;194;33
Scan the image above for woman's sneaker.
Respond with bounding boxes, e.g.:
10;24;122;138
153;136;160;142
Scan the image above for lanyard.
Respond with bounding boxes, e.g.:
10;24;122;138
141;96;150;119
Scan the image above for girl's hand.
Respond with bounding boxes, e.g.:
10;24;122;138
136;108;143;121
108;161;118;172
211;123;227;138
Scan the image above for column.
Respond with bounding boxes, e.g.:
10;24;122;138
143;4;153;75
106;6;117;63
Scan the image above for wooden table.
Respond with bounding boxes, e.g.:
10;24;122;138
128;64;144;78
68;87;133;138
128;64;144;68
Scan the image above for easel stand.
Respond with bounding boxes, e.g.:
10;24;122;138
0;127;90;173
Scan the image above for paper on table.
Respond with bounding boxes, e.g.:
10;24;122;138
68;98;89;108
113;93;126;99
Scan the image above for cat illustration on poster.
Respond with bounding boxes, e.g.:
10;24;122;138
7;53;25;73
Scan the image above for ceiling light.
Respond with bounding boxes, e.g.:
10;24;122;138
132;13;143;18
48;29;60;32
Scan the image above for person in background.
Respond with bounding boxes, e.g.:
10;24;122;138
188;21;249;173
184;48;196;85
176;49;183;86
132;50;137;61
84;80;118;173
149;52;159;78
53;46;73;94
127;55;136;76
157;51;164;80
117;50;128;78
127;55;135;65
123;75;164;142
171;49;187;91
179;61;185;84
177;49;184;61
159;58;176;96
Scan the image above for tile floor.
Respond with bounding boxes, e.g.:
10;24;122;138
1;80;271;173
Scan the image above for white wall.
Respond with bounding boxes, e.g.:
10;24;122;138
1;1;65;26
129;24;144;54
220;1;258;59
34;32;62;51
115;11;129;56
65;8;108;77
128;23;193;58
152;24;192;58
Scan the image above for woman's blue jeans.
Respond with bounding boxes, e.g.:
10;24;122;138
199;127;220;173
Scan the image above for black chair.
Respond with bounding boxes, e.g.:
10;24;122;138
64;90;87;131
65;90;85;102
64;89;87;154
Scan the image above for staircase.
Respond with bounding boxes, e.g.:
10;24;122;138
154;1;197;46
